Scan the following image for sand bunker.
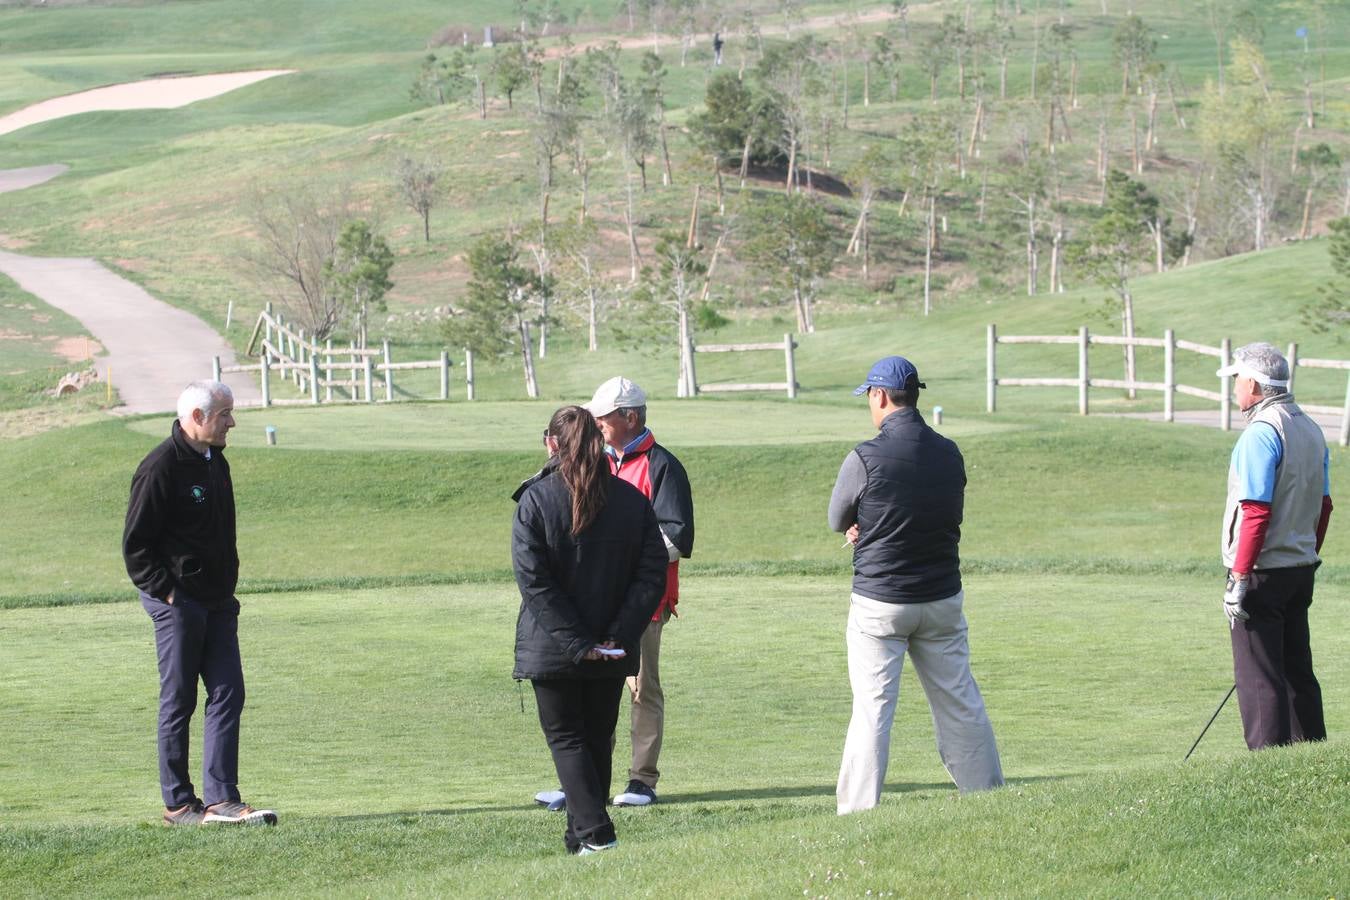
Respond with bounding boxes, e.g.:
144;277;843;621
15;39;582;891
0;70;293;137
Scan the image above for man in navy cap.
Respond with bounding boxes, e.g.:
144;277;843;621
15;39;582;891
827;356;1003;814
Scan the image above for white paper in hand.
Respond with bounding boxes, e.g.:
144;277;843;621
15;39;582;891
595;647;626;658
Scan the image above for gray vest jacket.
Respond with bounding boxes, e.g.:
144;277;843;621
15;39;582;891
852;408;965;603
1221;394;1326;570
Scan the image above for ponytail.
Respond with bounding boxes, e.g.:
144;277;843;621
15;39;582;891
547;406;610;536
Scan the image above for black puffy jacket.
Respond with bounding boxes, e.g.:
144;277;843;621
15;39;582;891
512;471;668;680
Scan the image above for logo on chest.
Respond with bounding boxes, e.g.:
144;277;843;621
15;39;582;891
190;485;207;504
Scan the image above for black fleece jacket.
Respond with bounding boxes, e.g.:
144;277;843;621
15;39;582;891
512;471;668;680
122;421;239;607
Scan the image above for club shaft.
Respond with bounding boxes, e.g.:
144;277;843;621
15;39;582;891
1183;683;1237;762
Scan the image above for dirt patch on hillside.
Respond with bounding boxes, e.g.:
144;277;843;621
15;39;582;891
53;336;101;362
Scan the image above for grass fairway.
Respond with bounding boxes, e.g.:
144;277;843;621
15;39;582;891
1;574;1346;897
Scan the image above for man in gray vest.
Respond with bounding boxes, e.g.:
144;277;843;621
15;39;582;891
1216;342;1333;750
828;356;1003;814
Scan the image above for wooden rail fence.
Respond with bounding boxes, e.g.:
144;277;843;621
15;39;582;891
211;308;474;406
691;333;799;399
986;324;1350;446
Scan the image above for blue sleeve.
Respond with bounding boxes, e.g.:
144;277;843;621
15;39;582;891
1231;422;1282;503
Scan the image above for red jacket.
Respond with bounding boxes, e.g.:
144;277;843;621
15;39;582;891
609;431;695;620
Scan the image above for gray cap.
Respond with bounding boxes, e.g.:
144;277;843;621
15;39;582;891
1215;342;1290;387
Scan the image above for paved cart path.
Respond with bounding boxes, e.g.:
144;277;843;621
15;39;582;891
0;73;294;413
1112;408;1345;445
0;248;259;414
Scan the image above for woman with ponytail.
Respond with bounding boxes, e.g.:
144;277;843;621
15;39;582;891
511;405;668;855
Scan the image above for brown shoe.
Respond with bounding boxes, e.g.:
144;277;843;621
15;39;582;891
203;800;278;826
163;800;206;826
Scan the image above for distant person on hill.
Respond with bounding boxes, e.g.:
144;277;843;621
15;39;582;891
122;381;277;827
512;406;668;855
828;356;1003;814
532;377;696;811
1216;343;1332;750
712;32;724;66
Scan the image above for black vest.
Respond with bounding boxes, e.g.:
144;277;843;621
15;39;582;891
852;408;964;603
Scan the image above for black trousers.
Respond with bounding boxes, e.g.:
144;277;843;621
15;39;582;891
141;591;245;808
1230;565;1325;750
532;677;625;852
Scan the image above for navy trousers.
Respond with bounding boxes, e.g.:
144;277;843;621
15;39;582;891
1230;565;1326;750
141;592;245;808
532;677;625;852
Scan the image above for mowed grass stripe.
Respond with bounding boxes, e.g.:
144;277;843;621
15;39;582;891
0;575;1345;896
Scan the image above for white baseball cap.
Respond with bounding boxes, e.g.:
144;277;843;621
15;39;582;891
1215;342;1290;388
584;376;647;417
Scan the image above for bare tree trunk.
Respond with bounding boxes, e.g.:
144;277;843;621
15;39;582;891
713;156;725;214
1300;186;1314;239
1050;224;1064;292
1070;57;1079;108
1026;196;1038;295
476;74;486;119
1165;75;1186;130
863;58;870;106
1145;90;1159;149
978;172;988;224
785;137;798;194
1000;55;1008;100
659;123;674;186
1131;110;1141;174
1097;118;1108;182
968;98;983;159
624;166;641;282
1121;289;1137;400
518;316;540;398
923;194;935;315
792;284;808;332
699;232;726;301
1304;78;1316;129
739;132;752;187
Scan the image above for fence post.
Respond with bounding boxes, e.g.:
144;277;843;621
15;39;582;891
260;353;271;407
1220;337;1232;431
363;356;374;403
440;350;450;400
1078;326;1089;416
212;356;221;382
309;354;319;405
784;333;797;399
383;340;394;402
264;303;273;350
684;330;699;397
225;300;233;331
1286;342;1298;394
325;339;334;402
1164;329;1175;423
465;348;475;400
1341;372;1350;448
986;324;996;413
349;341;359;402
297;328;307;391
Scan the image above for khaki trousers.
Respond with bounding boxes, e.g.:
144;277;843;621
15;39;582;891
626;608;671;787
837;591;1003;815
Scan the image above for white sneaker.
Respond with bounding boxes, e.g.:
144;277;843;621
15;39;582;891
577;839;618;855
612;780;656;806
534;789;566;811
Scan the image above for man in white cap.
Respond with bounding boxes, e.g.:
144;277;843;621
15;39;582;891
1215;342;1332;750
537;376;694;810
828;356;1002;814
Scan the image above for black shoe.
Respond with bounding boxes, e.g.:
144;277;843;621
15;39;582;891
612;779;656;806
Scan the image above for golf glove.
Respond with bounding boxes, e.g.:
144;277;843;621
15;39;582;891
1223;573;1250;629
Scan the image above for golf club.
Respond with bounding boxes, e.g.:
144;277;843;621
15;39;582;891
1183;683;1236;762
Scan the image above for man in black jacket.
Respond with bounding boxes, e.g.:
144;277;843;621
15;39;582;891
123;381;276;827
828;356;1002;814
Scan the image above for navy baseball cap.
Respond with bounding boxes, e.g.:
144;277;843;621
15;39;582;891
853;356;926;395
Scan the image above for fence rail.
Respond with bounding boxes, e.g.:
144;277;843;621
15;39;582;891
215;308;473;406
987;324;1350;446
691;333;799;398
